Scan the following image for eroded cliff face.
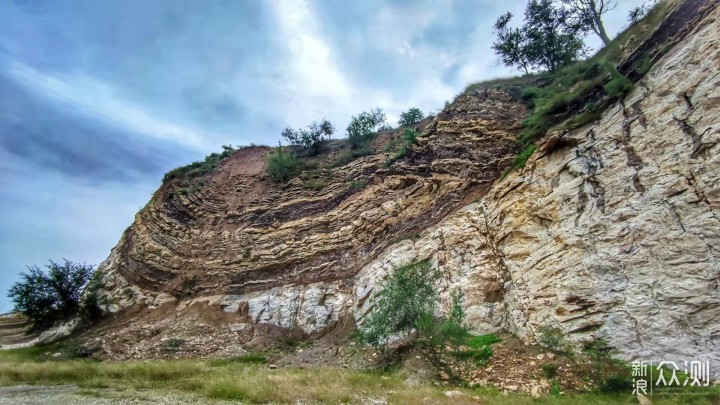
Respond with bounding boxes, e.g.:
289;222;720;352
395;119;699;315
93;1;718;367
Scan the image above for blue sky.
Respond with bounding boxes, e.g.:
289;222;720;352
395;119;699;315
0;0;644;312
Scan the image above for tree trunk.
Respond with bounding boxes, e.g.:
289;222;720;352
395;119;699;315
590;3;611;45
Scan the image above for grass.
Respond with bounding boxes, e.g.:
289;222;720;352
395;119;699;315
1;344;718;404
385;128;418;167
163;145;239;183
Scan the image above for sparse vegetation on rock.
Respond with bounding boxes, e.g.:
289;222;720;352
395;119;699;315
266;144;301;183
164;145;239;183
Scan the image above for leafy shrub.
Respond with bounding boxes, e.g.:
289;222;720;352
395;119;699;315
536;325;572;354
583;339;633;392
542;363;559;378
359;261;441;348
601;60;634;98
633;56;653;76
521;87;542;106
347;108;386;149
8;260;95;332
281;120;335;156
385;128;418;167
162;338;185;354
398;108;424;127
266;145;300;183
604;74;634;98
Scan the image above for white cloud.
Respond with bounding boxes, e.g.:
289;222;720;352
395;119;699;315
2;58;224;151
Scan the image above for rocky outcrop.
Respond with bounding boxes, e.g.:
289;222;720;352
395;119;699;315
356;3;720;368
94;88;525;308
92;0;718;372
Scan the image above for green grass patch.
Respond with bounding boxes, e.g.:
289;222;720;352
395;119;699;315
208;353;267;366
164;145;239;183
385;128;418;167
1;347;719;404
465;333;501;349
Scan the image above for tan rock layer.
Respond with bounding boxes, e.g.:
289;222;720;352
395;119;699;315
110;90;526;298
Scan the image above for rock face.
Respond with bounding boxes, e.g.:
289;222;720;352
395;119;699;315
94;0;719;371
101;89;523;301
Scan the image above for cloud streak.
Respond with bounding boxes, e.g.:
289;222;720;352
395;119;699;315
3;57;219;151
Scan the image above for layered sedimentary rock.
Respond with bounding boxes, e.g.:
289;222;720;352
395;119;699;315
95;88;526;309
94;0;719;370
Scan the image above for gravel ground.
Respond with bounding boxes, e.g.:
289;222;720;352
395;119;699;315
0;385;211;404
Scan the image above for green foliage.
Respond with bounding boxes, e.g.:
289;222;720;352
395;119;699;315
453;333;501;367
492;0;586;73
465;334;502;349
266;145;301;183
347;108;386;149
359;261;441;348
603;62;634;98
398;107;424;127
385;128;418;167
207;353;267;366
302;178;327;190
632;56;653;76
8;260;96;332
163;145;238;183
542;363;559;379
281;119;335;156
583;339;633;393
510;144;537;172
627;2;653;24
162;338;185;354
536;325;572;354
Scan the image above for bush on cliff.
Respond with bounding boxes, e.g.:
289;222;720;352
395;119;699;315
8;260;95;332
281;119;335;156
398;107;424;127
359;262;499;381
266;145;300;183
347;108;386;150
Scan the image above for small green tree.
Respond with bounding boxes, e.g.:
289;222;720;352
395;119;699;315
398;108;424;127
281;119;334;156
266;144;300;182
8;260;95;332
347;108;386;150
492;0;586;73
492;12;532;74
359;261;441;348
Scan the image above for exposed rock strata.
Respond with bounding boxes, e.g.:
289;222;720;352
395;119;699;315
94;0;719;372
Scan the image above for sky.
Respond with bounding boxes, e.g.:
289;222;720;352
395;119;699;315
0;0;645;313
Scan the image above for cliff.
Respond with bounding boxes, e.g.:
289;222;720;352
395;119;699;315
89;0;719;370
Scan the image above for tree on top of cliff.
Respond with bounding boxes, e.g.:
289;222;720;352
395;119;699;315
398;108;424;127
281;119;335;156
560;0;616;46
492;0;586;73
347;108;386;149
